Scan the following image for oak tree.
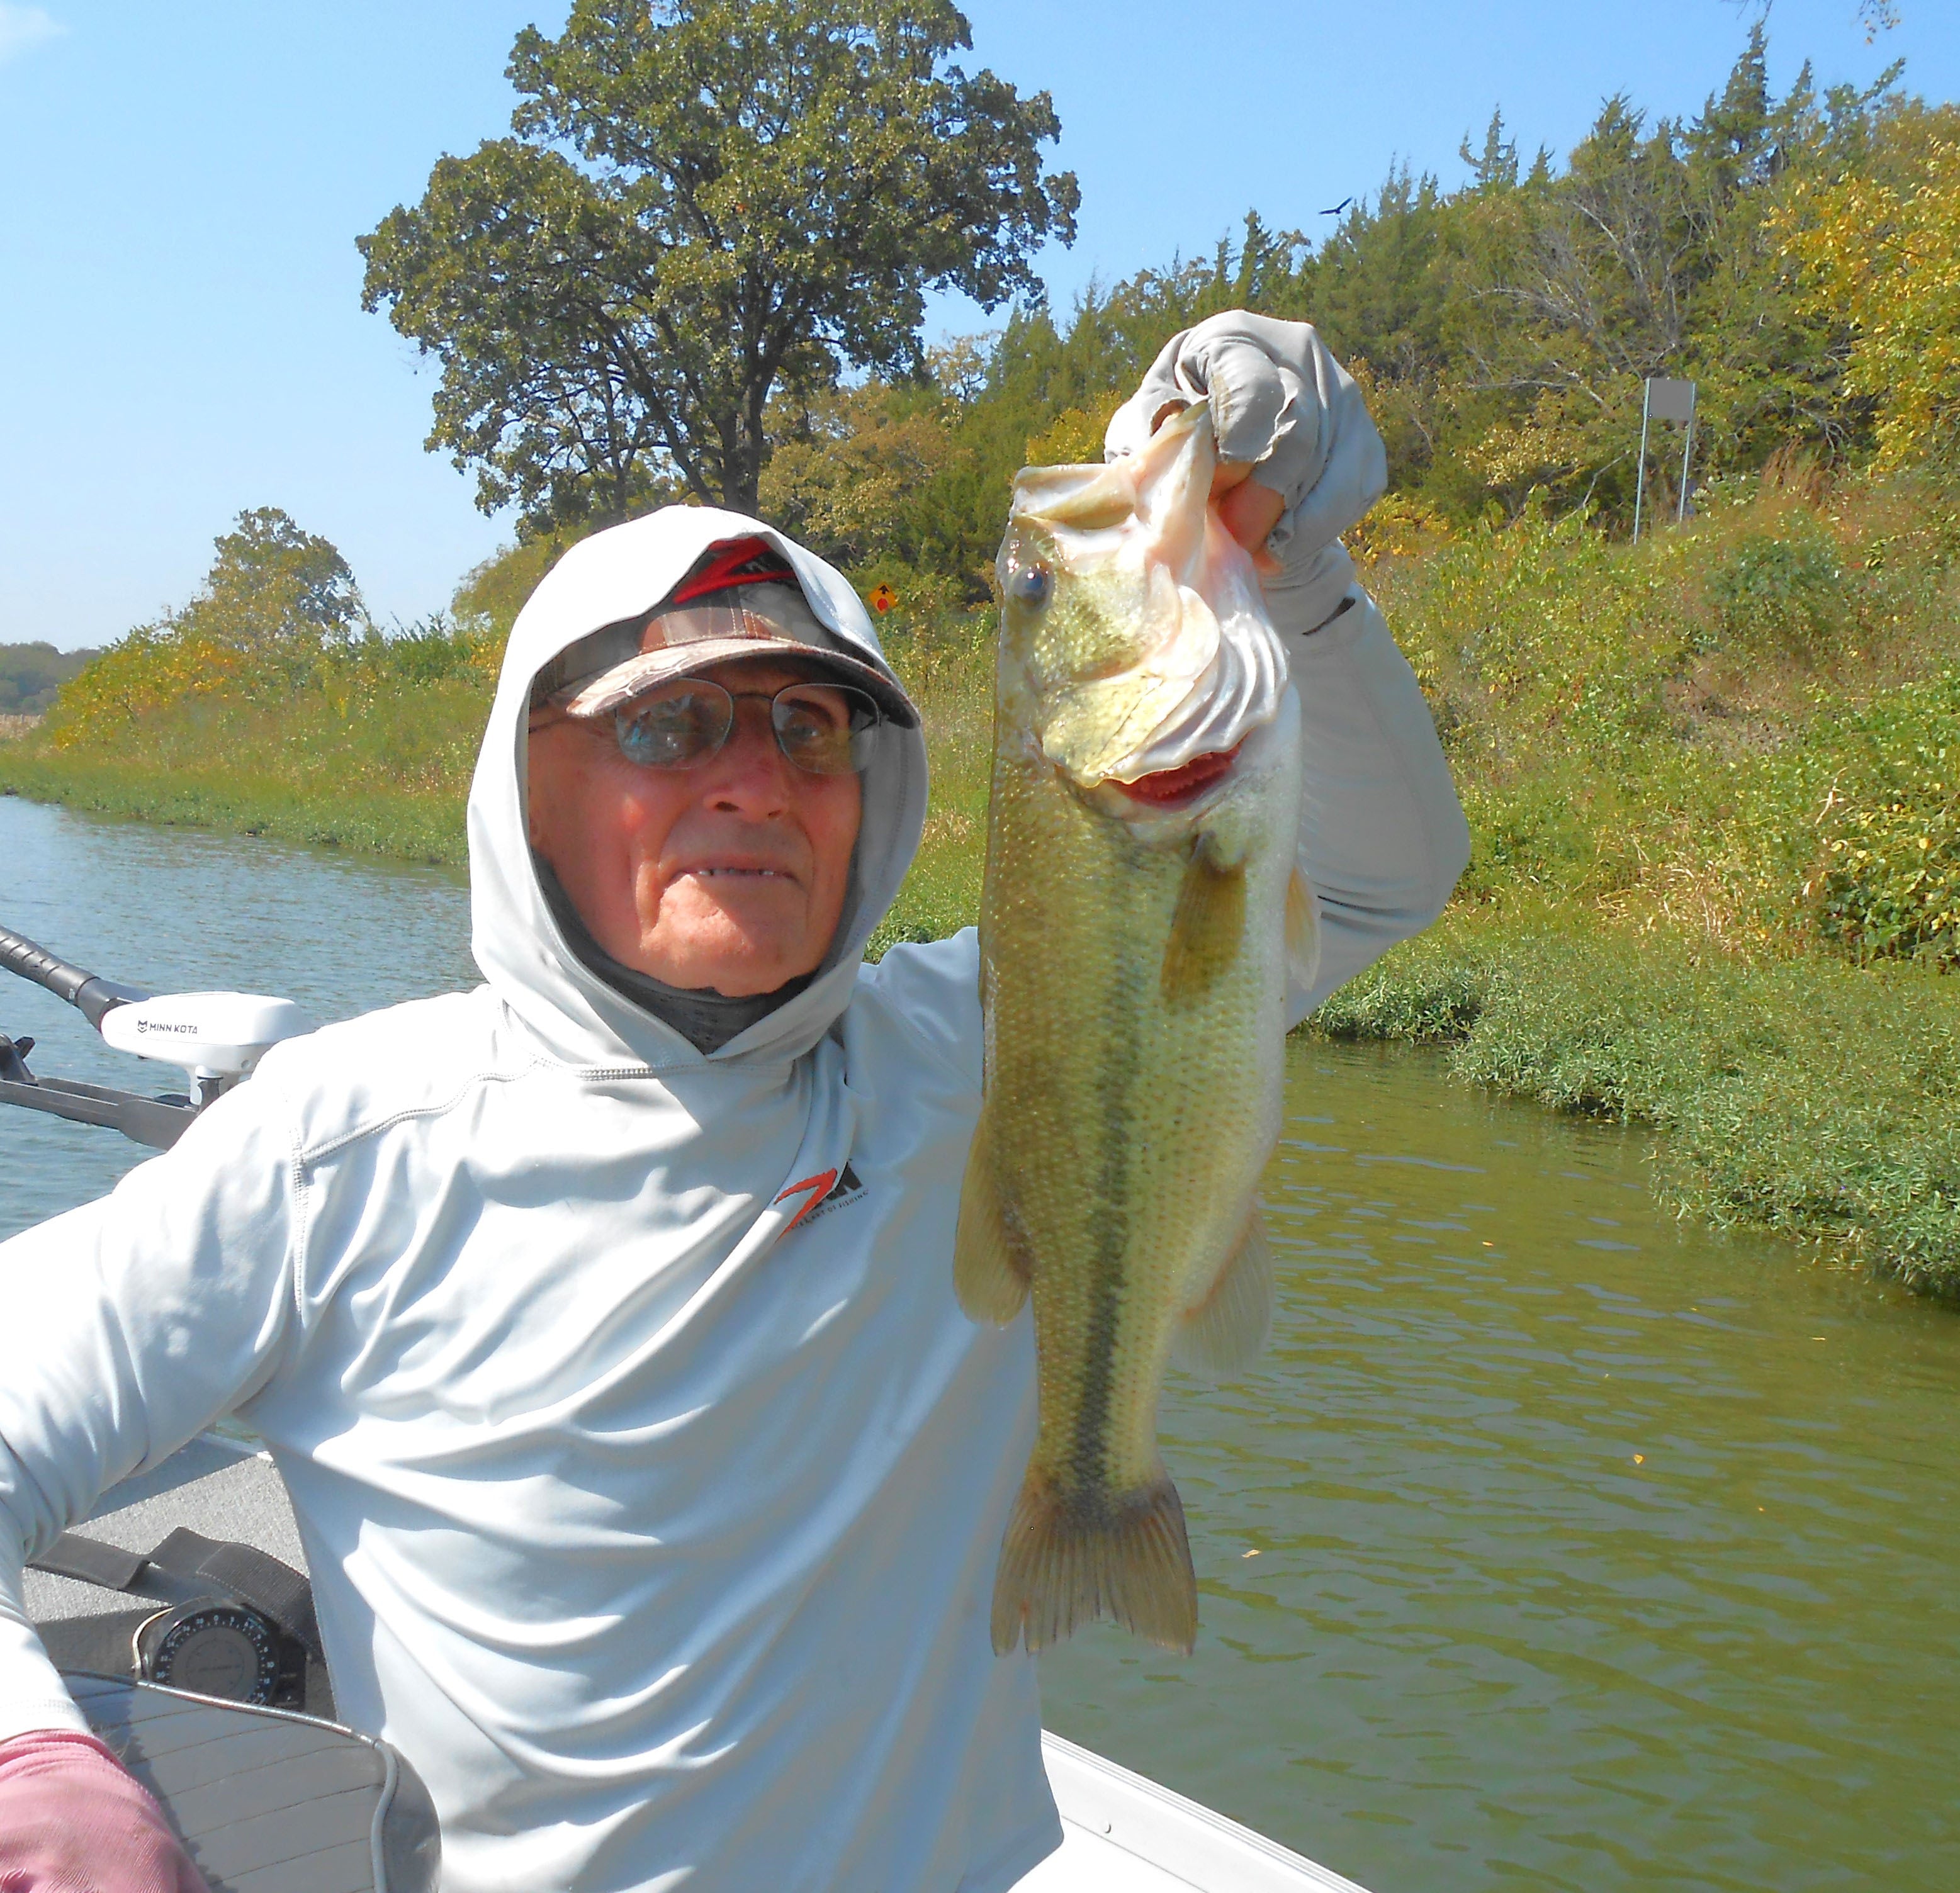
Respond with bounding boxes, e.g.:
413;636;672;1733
359;0;1078;529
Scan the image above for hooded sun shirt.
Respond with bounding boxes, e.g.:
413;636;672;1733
0;500;1471;1892
0;508;1059;1893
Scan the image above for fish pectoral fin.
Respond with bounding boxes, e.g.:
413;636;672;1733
953;1109;1031;1324
1160;844;1246;1004
990;1469;1198;1656
1172;1208;1276;1379
1285;865;1320;994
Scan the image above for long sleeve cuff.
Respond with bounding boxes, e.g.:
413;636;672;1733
0;1595;89;1742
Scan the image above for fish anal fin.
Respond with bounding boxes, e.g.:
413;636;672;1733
1285;866;1320;992
1161;845;1246;1004
1173;1208;1275;1379
953;1109;1030;1325
989;1470;1197;1656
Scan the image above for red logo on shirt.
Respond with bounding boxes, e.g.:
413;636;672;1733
772;1164;868;1234
773;1170;838;1233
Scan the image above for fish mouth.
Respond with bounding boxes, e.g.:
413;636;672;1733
1108;745;1241;808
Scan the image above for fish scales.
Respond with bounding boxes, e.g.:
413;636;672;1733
957;403;1307;1655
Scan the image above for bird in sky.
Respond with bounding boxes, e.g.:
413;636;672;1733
1321;196;1355;216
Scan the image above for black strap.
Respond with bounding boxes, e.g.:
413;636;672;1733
29;1532;150;1595
38;1608;157;1681
29;1528;320;1659
152;1528;321;1658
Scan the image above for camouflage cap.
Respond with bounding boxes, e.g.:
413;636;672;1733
531;537;917;728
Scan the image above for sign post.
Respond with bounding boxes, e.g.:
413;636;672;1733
1633;377;1696;543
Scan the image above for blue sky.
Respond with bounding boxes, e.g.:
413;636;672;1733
4;1;1955;652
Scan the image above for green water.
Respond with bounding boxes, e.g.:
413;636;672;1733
1039;1035;1959;1891
3;796;1955;1889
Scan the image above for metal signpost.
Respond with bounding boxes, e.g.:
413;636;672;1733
1633;376;1696;544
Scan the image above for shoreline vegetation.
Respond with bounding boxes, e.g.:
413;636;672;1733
10;40;1960;1297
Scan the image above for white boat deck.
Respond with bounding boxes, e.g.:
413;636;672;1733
1032;1731;1370;1892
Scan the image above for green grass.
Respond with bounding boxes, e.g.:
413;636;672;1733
864;615;993;957
1370;474;1960;965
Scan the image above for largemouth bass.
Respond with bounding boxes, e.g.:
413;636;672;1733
957;403;1314;1656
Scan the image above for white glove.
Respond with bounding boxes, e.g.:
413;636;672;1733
1104;312;1387;639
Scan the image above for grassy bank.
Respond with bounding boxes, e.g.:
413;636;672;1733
1319;469;1960;1295
9;474;1960;1294
1319;901;1960;1296
0;753;468;863
0;628;495;866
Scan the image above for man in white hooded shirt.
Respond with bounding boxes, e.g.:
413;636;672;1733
0;316;1469;1892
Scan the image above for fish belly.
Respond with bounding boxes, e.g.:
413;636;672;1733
967;750;1287;1653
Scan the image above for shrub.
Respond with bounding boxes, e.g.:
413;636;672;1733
1703;520;1857;655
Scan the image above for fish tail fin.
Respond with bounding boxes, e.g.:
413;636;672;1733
989;1469;1197;1656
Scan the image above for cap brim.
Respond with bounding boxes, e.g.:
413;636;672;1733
560;636;918;729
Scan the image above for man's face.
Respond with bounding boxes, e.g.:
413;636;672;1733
527;655;864;997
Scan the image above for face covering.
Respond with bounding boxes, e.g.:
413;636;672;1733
532;855;811;1055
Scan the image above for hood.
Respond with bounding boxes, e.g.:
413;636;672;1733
467;507;929;1070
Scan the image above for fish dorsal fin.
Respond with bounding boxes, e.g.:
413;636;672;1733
1015;458;1136;532
1173;1206;1275;1379
1285;865;1319;994
953;1106;1030;1324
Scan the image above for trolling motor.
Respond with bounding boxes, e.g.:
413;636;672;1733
0;924;313;1148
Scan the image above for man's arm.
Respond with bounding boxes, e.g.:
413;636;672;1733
1281;587;1468;1022
866;587;1468;1033
0;1076;303;1741
1105;310;1469;1021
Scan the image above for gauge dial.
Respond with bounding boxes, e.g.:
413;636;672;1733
148;1605;283;1704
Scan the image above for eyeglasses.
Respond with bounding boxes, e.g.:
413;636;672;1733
612;676;882;776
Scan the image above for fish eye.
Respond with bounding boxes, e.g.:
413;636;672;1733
1010;563;1052;608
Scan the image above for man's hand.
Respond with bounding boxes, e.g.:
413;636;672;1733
0;1731;212;1892
1211;461;1288;569
1108;311;1388;636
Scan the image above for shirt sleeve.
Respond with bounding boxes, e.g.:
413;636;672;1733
1285;587;1471;1027
0;1078;303;1741
854;929;984;1098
